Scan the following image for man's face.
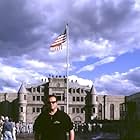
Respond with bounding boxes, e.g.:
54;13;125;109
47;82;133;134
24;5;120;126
47;96;57;110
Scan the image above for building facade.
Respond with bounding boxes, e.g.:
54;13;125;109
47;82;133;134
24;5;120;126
0;76;125;124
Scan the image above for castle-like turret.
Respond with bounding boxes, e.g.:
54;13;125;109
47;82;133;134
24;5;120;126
90;85;98;120
18;83;27;123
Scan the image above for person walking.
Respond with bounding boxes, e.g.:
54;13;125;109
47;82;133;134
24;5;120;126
0;116;5;140
12;122;16;140
2;117;13;140
33;95;75;140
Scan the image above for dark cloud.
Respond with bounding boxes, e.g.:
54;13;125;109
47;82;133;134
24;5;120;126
0;0;44;56
0;0;139;57
65;0;137;41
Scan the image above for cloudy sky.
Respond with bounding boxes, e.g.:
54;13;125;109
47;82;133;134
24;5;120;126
0;0;140;96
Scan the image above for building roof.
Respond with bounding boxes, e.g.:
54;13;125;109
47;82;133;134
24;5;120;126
18;83;27;94
68;80;91;90
90;85;96;95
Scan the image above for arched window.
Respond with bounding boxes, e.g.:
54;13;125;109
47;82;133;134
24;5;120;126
110;104;114;120
98;103;102;120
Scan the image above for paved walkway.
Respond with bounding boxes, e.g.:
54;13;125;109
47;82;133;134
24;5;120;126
17;133;92;140
17;132;120;140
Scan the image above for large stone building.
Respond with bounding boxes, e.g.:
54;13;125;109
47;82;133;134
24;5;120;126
0;76;125;124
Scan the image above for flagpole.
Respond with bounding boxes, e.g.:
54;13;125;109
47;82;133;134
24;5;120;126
66;24;69;114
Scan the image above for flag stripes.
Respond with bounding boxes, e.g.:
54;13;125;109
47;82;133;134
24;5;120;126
50;29;66;51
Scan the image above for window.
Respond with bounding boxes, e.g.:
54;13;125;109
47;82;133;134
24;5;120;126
76;88;80;93
76;108;80;113
33;96;35;101
32;107;35;113
96;96;98;101
56;96;61;101
81;97;84;102
72;108;75;113
120;103;126;120
40;87;44;93
110;104;114;120
37;96;40;101
69;88;72;93
98;103;102;120
36;108;40;113
41;96;44;101
76;97;80;101
81;108;84;113
20;107;23;112
62;94;65;101
33;88;36;92
73;97;75;101
55;93;61;101
24;95;26;100
93;108;95;113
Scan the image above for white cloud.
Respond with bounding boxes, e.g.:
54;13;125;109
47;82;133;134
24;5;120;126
25;60;47;68
0;61;44;91
69;75;93;87
77;56;116;73
94;67;140;95
134;0;140;11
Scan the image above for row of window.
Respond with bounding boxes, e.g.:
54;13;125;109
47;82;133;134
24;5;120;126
33;107;41;113
21;107;85;114
20;107;42;113
69;88;84;94
33;96;44;101
20;95;44;101
30;87;84;94
31;95;84;102
28;87;44;93
72;96;84;102
72;107;84;114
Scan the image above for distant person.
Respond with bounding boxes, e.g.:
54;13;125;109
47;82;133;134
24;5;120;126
12;122;16;140
2;117;13;140
33;95;75;140
0;116;4;140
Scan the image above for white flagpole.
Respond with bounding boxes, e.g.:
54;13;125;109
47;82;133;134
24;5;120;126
66;24;69;114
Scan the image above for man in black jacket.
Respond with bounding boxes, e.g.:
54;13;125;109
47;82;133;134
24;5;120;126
33;95;75;140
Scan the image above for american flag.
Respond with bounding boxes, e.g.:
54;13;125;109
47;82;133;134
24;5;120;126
50;29;67;51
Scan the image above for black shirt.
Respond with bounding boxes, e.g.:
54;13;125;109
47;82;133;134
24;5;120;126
33;109;73;140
